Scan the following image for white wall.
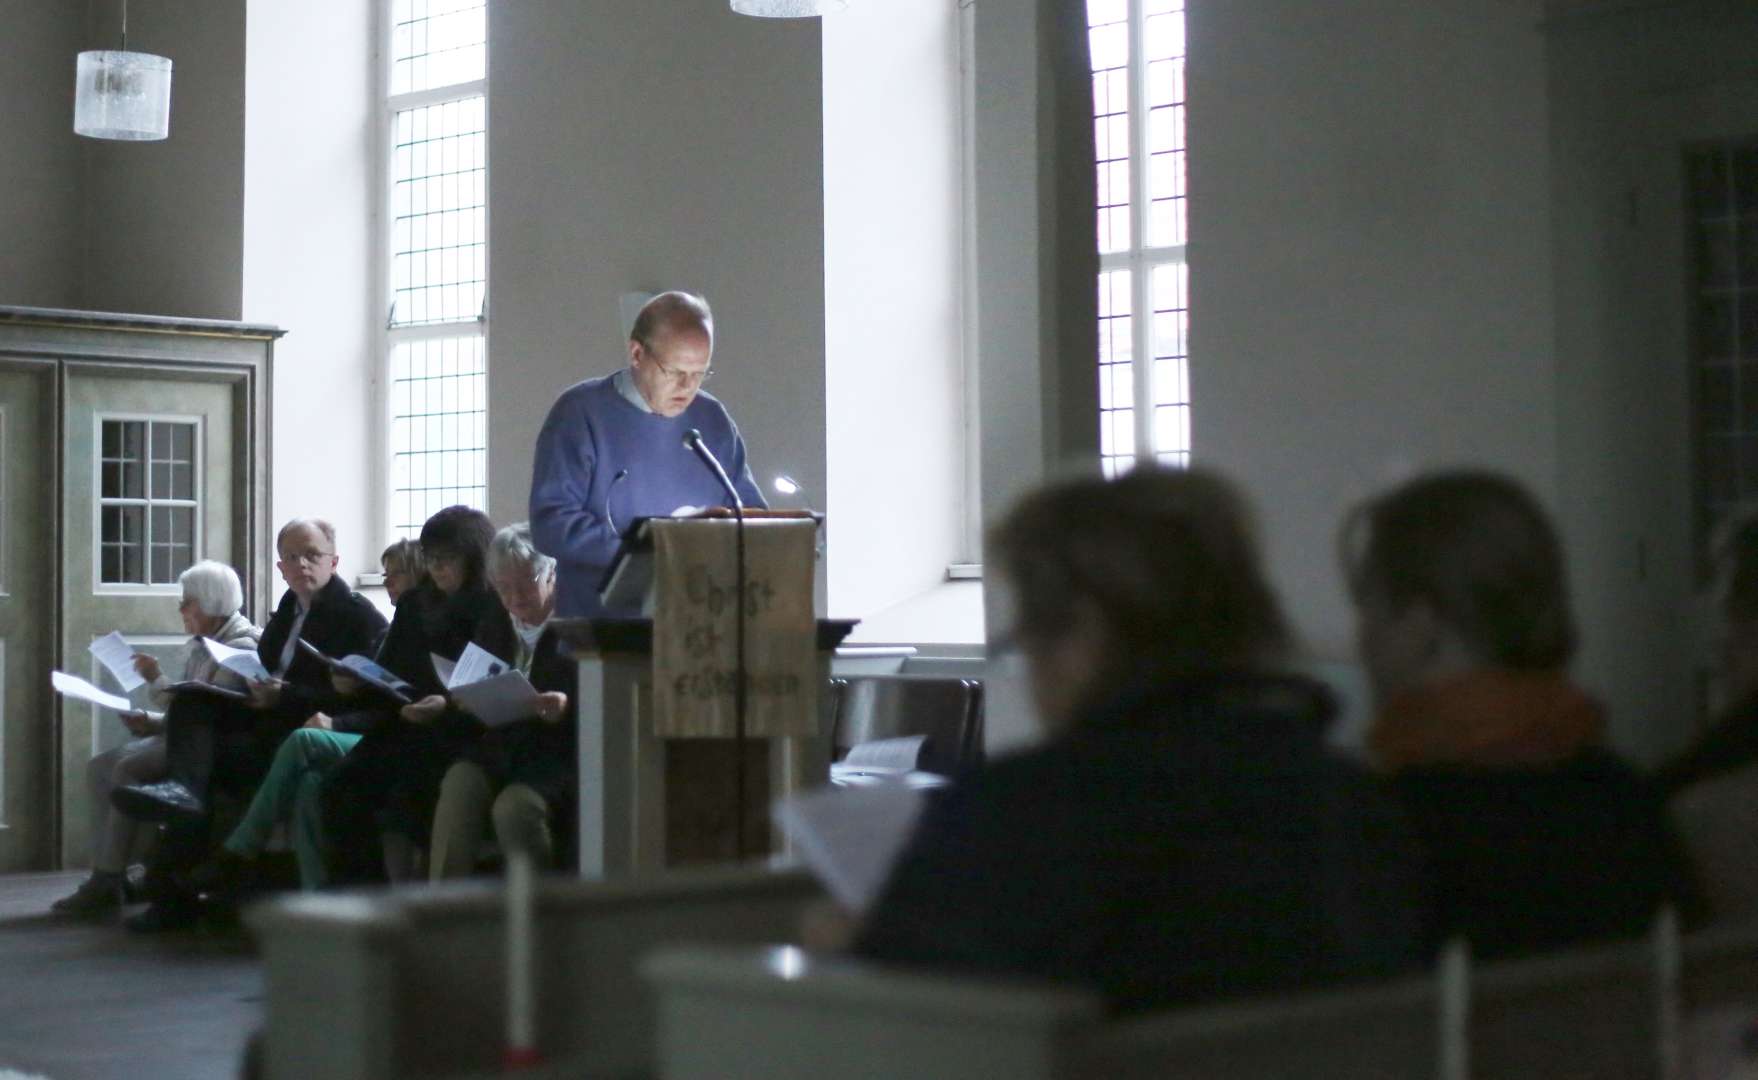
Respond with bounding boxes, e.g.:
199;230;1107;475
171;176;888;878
1547;1;1758;760
1188;0;1558;663
964;0;1101;749
0;1;84;308
241;0;378;576
81;0;247;320
823;0;966;625
487;0;828;611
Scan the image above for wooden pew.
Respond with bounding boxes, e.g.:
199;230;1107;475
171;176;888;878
246;864;823;1080
642;918;1705;1080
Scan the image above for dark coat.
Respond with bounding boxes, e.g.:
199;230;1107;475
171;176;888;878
331;581;504;734
463;620;580;805
256;573;389;721
1653;696;1758;797
1392;749;1700;959
854;674;1431;1014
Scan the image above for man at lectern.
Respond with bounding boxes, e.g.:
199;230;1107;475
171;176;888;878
529;290;767;617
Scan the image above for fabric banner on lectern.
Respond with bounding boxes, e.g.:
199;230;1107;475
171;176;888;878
650;518;817;738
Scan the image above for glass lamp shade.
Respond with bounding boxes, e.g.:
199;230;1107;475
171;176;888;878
74;50;173;141
730;0;847;15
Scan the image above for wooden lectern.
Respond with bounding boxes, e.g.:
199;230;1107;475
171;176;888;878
556;515;852;880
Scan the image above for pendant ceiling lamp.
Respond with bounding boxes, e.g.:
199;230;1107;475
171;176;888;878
74;0;172;141
730;0;847;16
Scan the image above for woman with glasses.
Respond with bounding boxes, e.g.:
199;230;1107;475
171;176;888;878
318;505;505;884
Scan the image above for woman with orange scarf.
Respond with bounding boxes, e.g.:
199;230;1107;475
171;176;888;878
1343;470;1698;959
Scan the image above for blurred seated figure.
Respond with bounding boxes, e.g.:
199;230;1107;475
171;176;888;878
427;523;577;878
1654;511;1758;919
1342;469;1698;959
52;560;261;916
853;467;1429;1013
1656;512;1758;795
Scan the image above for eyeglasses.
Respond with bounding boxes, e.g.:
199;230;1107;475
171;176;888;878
643;347;714;388
279;548;335;567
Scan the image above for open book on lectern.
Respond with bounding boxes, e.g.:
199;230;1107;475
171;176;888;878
597;509;825;613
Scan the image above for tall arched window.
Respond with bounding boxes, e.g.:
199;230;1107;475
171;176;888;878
1087;0;1188;475
383;0;489;538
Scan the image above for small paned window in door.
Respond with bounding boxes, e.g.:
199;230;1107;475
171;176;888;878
98;418;199;586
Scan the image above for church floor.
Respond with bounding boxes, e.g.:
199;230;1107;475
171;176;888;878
0;872;261;1080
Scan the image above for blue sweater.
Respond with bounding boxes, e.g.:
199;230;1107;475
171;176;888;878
529;373;767;617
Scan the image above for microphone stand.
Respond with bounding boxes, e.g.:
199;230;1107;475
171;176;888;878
684;430;749;860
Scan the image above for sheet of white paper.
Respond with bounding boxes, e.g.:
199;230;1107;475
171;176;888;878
51;670;136;714
431;653;457;688
201;636;272;683
87;631;146;692
448;670;542;727
448;642;511;689
772;783;927;915
842;735;928;773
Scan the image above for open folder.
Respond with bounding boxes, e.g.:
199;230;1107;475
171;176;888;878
295;639;415;705
432;643;542;728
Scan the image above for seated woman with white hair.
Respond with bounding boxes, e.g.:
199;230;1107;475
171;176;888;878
52;559;261;916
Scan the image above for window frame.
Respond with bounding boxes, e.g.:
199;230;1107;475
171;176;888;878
1093;0;1189;471
91;412;205;595
376;0;490;546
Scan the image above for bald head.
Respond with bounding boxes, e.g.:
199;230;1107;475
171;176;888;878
627;291;716;417
630;291;714;352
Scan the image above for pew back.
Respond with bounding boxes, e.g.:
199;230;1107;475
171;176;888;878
645;946;1103;1080
248;865;823;1079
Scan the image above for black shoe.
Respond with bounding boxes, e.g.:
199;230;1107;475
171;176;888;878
125;897;200;933
50;874;124;917
112;780;205;825
183;850;254;898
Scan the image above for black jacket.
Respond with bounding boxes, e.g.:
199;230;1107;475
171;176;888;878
1393;749;1700;959
330;580;505;734
257;573;389;720
376;580;506;698
462;617;581;804
1654;696;1758;797
854;673;1431;1014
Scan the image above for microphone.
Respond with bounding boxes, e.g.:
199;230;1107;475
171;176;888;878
683;429;743;511
604;468;630;537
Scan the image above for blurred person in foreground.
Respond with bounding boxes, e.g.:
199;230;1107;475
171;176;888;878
1343;469;1698;957
853;466;1429;1013
1653;510;1758;919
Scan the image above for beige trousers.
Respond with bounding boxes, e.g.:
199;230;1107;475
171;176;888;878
428;761;555;880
